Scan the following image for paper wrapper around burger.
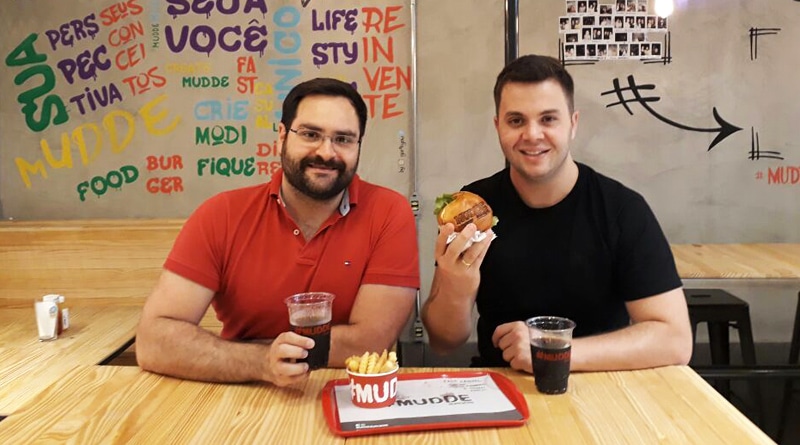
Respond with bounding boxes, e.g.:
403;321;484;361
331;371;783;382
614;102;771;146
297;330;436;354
445;230;497;248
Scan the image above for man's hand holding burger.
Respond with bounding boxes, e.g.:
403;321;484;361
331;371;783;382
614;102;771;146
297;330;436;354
433;191;498;266
423;192;497;352
434;221;493;286
433;190;498;275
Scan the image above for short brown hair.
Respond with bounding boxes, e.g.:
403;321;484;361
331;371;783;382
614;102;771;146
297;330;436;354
493;55;575;114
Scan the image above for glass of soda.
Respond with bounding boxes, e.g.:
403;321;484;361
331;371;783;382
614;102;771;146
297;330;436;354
527;316;576;395
285;292;335;370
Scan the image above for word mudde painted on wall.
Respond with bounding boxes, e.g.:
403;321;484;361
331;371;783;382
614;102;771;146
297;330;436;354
76;165;139;201
5;33;70;132
767;167;800;185
149;0;161;49
15;94;180;189
182;76;230;88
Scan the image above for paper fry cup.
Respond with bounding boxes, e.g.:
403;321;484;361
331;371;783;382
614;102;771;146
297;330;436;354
346;367;399;408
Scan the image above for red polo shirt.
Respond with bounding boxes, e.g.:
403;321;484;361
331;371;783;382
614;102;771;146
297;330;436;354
165;170;420;340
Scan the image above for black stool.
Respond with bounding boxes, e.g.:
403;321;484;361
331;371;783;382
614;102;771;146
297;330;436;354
685;288;762;424
777;291;800;442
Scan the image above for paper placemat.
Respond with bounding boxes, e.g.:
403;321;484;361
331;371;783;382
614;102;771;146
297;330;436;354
322;371;529;437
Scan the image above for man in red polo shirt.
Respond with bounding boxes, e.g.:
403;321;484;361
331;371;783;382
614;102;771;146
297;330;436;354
136;78;420;387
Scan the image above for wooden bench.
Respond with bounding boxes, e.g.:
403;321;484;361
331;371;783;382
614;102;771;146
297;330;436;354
0;219;221;364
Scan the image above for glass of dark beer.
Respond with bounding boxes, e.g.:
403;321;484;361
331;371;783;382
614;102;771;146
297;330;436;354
285;292;335;370
527;316;576;395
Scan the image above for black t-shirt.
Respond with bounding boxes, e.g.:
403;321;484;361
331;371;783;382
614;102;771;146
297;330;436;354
464;163;682;367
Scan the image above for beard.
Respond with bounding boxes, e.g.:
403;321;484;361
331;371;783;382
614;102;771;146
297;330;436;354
281;141;358;201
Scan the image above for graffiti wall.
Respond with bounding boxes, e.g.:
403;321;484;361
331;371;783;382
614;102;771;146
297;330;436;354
0;0;411;219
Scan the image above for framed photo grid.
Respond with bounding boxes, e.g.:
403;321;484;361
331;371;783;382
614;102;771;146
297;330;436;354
561;0;667;61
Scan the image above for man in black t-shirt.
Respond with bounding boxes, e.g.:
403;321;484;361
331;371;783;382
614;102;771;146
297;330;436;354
422;55;692;373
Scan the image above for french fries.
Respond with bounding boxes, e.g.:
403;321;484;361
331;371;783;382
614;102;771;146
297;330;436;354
345;349;398;374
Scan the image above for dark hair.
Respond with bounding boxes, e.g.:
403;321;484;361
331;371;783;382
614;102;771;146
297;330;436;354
280;78;368;138
493;54;575;114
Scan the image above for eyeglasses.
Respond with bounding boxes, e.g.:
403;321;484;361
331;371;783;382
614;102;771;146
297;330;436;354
289;128;361;150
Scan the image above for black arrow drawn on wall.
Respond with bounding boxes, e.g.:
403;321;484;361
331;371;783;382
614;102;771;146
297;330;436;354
601;75;743;151
301;0;311;7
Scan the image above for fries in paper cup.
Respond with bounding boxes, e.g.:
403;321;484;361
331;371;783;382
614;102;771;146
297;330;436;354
345;349;399;408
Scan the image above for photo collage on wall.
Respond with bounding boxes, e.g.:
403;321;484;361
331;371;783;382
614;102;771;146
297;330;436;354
560;0;668;61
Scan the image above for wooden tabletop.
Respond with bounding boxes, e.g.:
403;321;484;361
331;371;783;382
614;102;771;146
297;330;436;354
0;306;140;416
672;243;800;279
0;365;774;444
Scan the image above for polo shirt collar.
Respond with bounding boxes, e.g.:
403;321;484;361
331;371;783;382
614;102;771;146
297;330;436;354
269;169;360;216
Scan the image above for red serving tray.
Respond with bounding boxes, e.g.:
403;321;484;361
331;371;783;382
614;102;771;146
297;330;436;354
321;370;529;437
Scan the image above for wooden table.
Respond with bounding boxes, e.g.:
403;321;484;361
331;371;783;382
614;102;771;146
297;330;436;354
672;243;800;279
0;306;140;416
0;365;774;444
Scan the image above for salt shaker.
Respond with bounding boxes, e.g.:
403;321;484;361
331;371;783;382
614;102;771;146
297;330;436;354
42;294;66;335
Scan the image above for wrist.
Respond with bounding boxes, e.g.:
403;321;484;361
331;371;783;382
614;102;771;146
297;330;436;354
257;342;275;383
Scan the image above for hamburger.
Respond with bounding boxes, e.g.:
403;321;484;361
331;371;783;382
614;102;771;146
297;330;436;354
434;191;498;233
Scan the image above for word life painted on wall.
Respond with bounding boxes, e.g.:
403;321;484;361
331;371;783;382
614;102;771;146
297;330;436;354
310;6;411;120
